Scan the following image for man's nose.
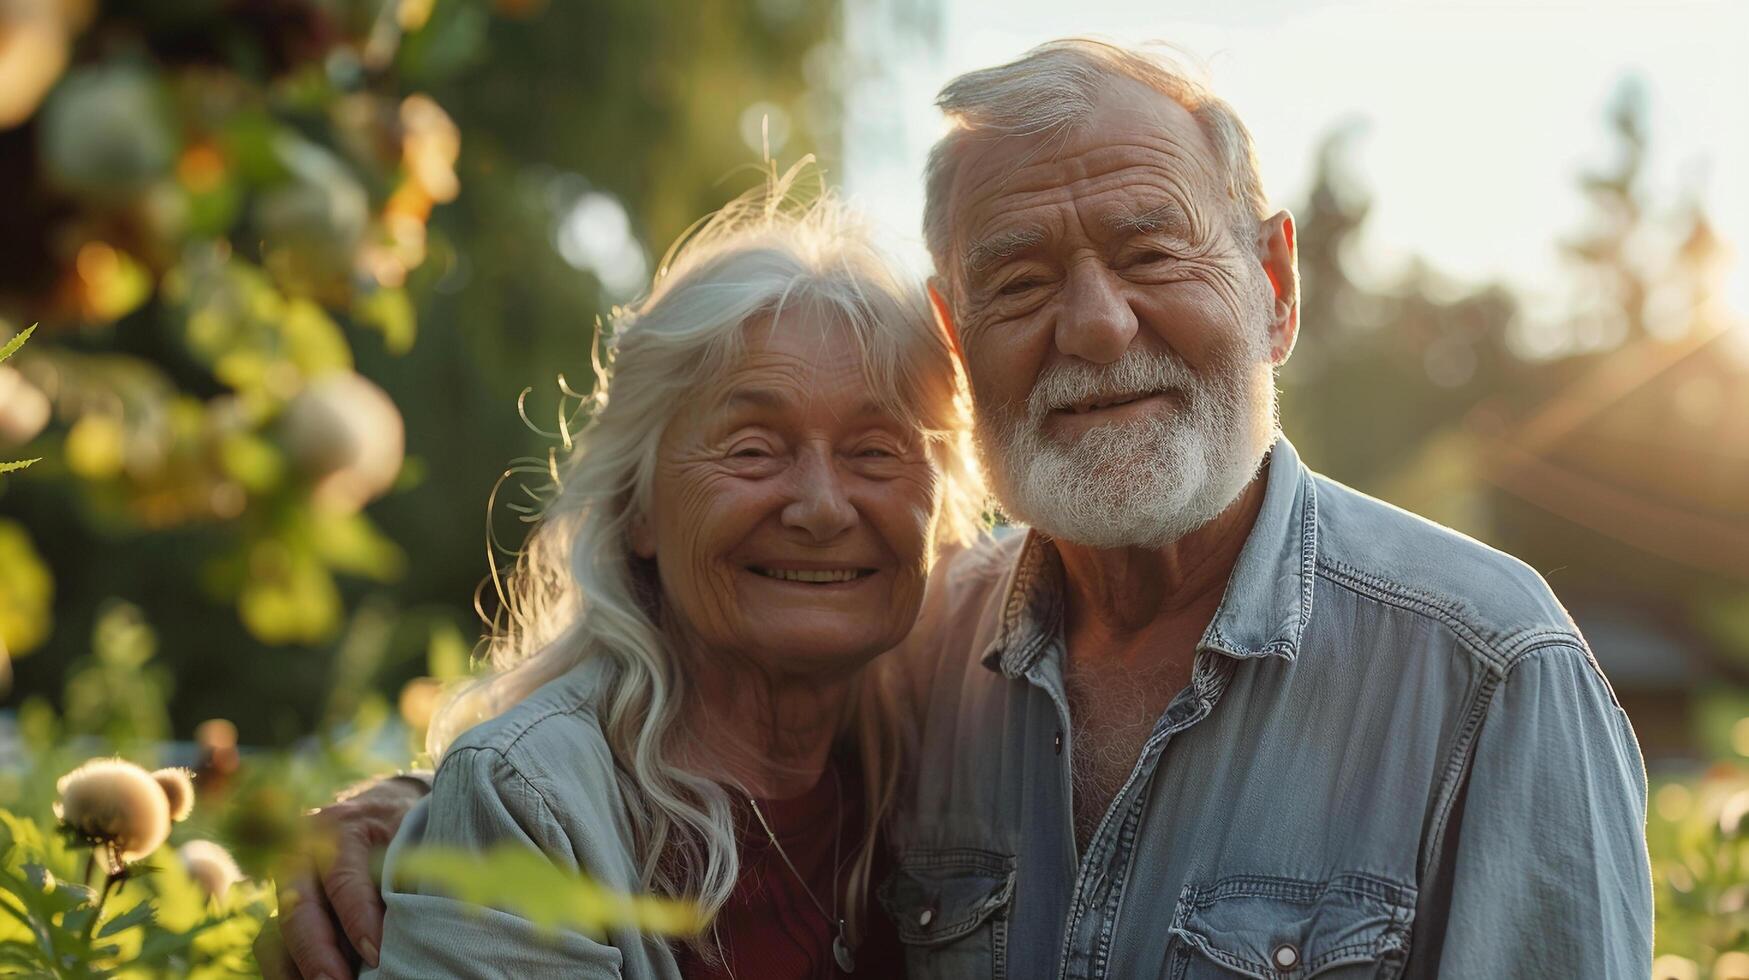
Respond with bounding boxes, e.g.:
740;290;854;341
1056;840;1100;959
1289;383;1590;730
1055;260;1138;364
781;446;857;542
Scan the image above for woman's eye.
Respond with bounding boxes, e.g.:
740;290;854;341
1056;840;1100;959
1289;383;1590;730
856;446;897;459
729;445;771;459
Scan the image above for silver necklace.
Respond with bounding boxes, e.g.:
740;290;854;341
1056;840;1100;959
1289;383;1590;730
746;765;856;974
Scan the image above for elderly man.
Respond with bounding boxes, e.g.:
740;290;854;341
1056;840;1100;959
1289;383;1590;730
266;38;1652;979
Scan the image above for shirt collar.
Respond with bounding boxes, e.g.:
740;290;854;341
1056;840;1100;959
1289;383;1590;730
981;434;1319;677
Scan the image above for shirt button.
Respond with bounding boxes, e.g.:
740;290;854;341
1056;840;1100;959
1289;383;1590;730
918;906;935;928
1272;942;1300;970
1053;730;1063;754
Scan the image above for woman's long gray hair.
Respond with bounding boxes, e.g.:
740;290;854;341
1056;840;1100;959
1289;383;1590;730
426;160;985;948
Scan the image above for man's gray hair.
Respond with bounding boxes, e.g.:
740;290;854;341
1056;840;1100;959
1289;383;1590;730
923;38;1271;288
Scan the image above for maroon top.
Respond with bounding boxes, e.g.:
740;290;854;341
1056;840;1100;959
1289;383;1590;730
674;756;902;980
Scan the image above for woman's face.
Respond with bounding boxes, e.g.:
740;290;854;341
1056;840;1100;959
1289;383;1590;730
636;311;943;680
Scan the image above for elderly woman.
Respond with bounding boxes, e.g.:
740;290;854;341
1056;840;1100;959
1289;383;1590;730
355;169;982;978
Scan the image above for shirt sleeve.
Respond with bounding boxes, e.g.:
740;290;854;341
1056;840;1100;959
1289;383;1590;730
366;746;628;979
1416;643;1653;978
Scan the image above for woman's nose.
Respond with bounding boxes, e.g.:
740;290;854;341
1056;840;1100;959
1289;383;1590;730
781;447;857;542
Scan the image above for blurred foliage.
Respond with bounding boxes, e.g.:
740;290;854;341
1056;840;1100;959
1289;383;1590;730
1;324;42;474
0;607;700;976
0;805;272;978
0;0;839;743
1648;697;1749;975
393;843;707;940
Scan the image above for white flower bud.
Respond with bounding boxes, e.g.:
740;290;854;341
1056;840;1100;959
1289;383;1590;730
282;371;406;513
53;758;171;865
151;767;195;822
178;839;243;901
0;366;50;448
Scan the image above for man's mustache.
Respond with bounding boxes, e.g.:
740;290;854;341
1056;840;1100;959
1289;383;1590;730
1026;350;1200;420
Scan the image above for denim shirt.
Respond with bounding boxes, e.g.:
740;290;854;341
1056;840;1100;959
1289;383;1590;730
878;436;1652;980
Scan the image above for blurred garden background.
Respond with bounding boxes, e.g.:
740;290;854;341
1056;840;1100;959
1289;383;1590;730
0;0;1744;974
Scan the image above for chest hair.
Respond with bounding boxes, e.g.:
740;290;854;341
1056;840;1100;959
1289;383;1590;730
1064;653;1192;854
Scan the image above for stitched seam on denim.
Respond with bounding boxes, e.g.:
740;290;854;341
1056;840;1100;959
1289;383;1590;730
1076;684;1215;978
1312;561;1509;674
1200;458;1318;661
1420;667;1498;885
1090;788;1149;980
1292;470;1320;651
891;847;1012;874
435;746;574;864
443;682;602;762
993;913;1008;980
1500;637;1604;679
1316;557;1585;669
994;533;1045;672
1184;872;1414;909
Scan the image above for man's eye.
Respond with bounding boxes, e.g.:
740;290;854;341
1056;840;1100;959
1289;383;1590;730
998;277;1044;297
856;446;897;459
1126;249;1172;266
730;446;771;459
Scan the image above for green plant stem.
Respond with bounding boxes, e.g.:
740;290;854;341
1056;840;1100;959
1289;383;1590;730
82;850;95;889
83;871;121;945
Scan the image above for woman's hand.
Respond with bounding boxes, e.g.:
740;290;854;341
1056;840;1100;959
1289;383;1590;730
256;775;430;979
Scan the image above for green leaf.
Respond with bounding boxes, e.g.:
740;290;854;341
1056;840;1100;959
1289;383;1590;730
0;324;35;365
310;512;405;581
393;844;707;939
0;460;38;475
426;621;471;680
95;900;154;938
0;937;50;970
355;288;417;355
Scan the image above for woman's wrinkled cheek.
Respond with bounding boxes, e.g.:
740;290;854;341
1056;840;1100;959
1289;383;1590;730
653;462;755;650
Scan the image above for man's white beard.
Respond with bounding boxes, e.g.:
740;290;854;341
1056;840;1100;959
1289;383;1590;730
976;325;1277;550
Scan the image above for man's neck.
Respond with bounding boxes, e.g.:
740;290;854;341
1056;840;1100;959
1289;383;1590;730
1053;461;1270;661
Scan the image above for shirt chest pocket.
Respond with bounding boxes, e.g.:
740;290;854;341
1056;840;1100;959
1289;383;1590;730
1167;873;1415;980
877;847;1016;980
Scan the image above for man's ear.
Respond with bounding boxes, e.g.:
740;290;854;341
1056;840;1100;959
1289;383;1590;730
1256;210;1299;365
926;277;964;361
628;512;656;559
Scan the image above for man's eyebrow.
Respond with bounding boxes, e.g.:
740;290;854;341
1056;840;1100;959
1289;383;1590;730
1104;201;1191;237
963;227;1046;274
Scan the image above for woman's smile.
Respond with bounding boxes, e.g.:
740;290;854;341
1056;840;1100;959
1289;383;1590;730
744;564;880;586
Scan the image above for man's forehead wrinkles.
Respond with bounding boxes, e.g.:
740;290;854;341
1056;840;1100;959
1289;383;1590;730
965;174;1197;247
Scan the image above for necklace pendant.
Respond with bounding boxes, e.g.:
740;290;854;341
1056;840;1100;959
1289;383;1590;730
833;923;856;973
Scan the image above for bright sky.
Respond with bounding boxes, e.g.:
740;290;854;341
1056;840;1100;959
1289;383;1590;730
839;0;1749;323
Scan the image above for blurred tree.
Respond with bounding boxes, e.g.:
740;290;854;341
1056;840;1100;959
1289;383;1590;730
0;0;840;743
1559;76;1652;352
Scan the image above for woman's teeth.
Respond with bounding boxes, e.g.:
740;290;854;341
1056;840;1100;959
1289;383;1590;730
754;568;867;583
